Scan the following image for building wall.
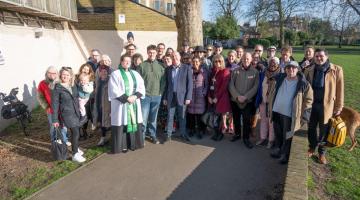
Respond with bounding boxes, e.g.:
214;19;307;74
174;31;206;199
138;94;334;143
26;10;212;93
73;29;177;66
115;0;176;31
77;0;114;8
0;22;87;132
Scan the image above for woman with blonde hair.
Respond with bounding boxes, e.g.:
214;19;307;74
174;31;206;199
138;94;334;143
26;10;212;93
52;67;85;163
208;54;233;141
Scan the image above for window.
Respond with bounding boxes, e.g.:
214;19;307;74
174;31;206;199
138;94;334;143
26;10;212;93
166;3;173;12
154;0;161;10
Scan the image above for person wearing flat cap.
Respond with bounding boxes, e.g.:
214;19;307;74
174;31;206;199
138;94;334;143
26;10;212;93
267;61;313;164
267;46;277;59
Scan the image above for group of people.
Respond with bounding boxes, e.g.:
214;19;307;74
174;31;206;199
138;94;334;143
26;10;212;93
37;32;343;165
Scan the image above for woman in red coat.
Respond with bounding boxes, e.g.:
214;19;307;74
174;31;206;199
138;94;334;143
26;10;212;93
208;54;233;141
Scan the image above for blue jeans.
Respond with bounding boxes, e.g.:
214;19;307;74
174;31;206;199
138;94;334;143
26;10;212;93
141;95;161;138
166;103;187;137
47;113;68;142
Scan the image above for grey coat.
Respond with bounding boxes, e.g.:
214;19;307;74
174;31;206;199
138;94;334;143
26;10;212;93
51;83;80;128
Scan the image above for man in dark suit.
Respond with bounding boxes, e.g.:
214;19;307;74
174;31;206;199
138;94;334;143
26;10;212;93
163;52;193;142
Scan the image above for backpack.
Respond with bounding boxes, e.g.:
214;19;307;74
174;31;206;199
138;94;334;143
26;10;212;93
326;116;347;147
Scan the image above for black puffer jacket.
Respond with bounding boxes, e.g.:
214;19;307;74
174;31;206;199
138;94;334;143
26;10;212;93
51;83;80;128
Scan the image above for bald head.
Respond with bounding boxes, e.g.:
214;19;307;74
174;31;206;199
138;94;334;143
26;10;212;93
242;52;252;68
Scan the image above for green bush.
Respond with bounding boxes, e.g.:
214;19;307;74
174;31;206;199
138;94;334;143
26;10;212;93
248;38;271;48
265;36;279;46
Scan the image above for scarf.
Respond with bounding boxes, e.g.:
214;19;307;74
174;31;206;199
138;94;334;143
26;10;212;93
313;59;330;88
118;65;138;133
265;65;281;80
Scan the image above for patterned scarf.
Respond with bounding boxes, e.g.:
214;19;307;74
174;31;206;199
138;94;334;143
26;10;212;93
118;65;138;133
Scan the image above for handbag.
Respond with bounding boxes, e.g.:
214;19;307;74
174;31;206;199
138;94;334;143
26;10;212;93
326;116;347;147
51;128;68;160
201;108;219;129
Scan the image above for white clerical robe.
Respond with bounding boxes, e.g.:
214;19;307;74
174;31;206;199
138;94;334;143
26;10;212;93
108;69;145;126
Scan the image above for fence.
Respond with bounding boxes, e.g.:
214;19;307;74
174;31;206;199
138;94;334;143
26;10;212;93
0;0;77;21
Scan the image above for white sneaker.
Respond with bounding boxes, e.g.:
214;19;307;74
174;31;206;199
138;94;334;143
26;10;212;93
78;148;84;156
72;153;86;163
66;142;71;147
91;123;97;131
97;137;106;146
267;142;273;149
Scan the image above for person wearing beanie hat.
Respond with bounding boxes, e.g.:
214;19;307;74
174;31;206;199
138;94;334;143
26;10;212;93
127;32;134;44
268;60;313;164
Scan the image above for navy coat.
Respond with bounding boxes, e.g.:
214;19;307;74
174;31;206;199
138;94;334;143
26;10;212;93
164;64;193;107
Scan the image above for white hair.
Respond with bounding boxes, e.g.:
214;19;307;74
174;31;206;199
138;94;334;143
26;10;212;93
101;54;111;62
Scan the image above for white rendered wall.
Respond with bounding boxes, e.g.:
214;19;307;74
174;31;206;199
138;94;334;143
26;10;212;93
0;23;87;132
0;24;177;132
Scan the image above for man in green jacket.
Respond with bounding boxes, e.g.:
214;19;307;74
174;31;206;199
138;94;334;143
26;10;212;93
137;45;165;144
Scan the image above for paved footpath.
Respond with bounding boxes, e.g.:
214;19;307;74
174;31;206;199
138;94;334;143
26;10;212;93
30;135;286;200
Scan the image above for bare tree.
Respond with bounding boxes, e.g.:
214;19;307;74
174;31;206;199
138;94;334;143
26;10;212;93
209;0;242;18
269;0;313;47
245;0;272;32
320;0;360;16
175;0;203;49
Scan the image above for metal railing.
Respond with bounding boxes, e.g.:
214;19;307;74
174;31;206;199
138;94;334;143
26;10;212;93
0;0;77;21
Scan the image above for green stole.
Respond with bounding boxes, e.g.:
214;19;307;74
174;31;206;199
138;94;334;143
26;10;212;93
119;65;138;133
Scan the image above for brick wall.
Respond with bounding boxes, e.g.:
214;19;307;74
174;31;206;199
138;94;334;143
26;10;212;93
74;13;115;30
77;0;114;8
75;0;176;31
115;0;176;31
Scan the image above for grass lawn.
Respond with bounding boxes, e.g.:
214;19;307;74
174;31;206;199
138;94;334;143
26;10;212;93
292;48;360;200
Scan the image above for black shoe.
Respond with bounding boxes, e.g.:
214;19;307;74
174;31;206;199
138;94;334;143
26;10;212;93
270;149;281;159
151;136;160;144
196;132;203;139
182;135;191;142
215;133;224;141
279;154;289;164
244;139;254;149
79;115;88;126
164;135;171;143
188;130;194;137
230;135;241;142
211;133;218;141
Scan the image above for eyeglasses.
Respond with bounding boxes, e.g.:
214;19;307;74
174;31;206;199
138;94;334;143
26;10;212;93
61;66;72;70
214;60;221;63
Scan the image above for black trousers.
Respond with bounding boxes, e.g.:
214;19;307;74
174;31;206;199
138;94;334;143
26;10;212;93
69;127;80;154
272;112;292;157
308;103;328;155
231;101;255;140
111;126;144;154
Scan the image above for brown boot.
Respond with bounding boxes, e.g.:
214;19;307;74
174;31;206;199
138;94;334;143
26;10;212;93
307;149;315;158
319;154;327;164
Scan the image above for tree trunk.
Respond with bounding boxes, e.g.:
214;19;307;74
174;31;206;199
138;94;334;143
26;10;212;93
276;0;284;47
175;0;203;50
